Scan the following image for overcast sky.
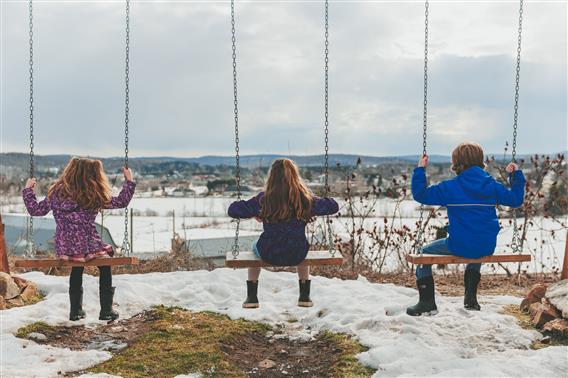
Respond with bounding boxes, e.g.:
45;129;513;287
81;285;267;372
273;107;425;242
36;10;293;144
1;0;566;158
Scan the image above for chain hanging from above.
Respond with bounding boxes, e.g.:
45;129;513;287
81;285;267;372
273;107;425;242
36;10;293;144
510;0;524;254
26;0;35;258
228;0;334;259
121;0;132;256
415;0;429;256
322;0;335;256
230;0;241;259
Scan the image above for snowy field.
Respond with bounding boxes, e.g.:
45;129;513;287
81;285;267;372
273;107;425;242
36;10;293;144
0;269;566;378
3;196;566;273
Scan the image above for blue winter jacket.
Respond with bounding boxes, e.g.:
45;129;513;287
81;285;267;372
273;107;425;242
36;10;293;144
412;166;525;258
228;192;339;266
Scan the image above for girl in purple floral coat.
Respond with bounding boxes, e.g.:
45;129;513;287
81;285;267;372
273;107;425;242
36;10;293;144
23;157;136;321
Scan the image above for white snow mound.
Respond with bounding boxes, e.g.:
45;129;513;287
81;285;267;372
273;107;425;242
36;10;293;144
1;270;566;377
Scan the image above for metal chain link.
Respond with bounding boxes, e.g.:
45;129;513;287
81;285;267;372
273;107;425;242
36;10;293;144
510;0;524;254
415;0;429;256
231;0;241;259
323;0;335;256
26;0;35;257
121;0;131;256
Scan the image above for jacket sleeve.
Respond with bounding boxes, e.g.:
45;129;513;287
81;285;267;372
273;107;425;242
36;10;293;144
411;167;447;206
22;188;52;216
105;180;136;209
311;197;339;216
228;193;262;219
494;170;525;208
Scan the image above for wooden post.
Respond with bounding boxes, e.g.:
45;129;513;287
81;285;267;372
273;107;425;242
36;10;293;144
0;214;10;274
561;230;568;280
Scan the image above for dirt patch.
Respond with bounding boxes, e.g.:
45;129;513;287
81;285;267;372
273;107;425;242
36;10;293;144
16;312;154;352
223;327;372;377
15;307;375;378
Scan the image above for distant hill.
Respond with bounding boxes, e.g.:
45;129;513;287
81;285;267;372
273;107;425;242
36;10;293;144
0;152;452;169
5;151;562;170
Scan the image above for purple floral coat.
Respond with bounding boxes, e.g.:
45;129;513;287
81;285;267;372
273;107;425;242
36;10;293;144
22;181;136;258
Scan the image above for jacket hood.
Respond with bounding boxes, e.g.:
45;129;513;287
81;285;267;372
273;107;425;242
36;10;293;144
456;166;496;200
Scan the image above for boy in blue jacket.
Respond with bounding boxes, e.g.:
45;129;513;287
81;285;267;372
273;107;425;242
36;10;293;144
407;142;525;316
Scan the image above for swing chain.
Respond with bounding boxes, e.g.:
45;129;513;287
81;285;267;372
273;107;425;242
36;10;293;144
422;0;429;158
415;0;429;256
510;0;524;254
26;0;35;257
231;0;241;259
323;0;335;256
122;0;131;256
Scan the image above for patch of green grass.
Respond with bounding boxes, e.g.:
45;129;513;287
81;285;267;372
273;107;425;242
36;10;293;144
15;321;55;339
89;307;270;378
318;330;376;377
87;306;374;378
502;305;568;349
24;291;45;306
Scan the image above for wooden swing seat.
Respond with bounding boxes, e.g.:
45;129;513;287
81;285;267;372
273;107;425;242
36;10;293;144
225;250;343;268
406;253;531;265
14;256;139;268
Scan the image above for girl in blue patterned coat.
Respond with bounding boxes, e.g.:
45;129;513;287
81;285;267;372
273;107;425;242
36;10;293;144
228;158;339;309
407;142;525;316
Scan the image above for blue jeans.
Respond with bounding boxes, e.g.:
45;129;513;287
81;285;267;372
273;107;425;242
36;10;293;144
415;238;481;279
252;240;261;258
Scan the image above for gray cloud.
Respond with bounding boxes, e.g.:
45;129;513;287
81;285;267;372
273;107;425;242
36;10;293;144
1;1;566;158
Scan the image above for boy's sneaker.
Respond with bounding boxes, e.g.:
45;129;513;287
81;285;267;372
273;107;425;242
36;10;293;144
407;276;438;316
243;280;259;309
464;269;481;311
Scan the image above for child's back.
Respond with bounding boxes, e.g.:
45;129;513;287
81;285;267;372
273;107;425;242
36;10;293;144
23;157;135;260
228;158;338;309
407;143;526;316
413;165;524;258
228;192;338;265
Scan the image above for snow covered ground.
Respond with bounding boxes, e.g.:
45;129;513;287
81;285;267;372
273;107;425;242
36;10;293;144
1;270;566;378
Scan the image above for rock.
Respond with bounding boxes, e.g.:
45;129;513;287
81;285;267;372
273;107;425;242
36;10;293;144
520;283;548;312
12;276;30;289
0;272;20;300
542;318;568;336
545;279;568;318
6;297;24;307
20;282;39;303
0;295;6;310
28;332;47;342
529;301;561;328
258;359;276;369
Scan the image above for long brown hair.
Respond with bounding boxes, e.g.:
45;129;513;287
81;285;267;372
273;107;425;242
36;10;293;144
260;158;314;223
451;142;486;174
48;157;112;211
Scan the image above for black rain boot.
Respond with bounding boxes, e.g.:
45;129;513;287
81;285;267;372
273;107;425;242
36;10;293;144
242;280;259;309
99;286;119;321
464;269;481;311
406;276;438;316
69;287;86;321
298;280;313;307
